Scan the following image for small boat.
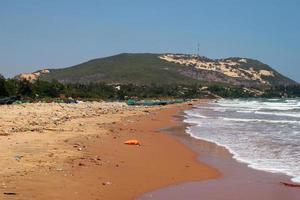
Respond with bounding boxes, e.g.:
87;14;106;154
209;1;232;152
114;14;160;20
0;96;20;105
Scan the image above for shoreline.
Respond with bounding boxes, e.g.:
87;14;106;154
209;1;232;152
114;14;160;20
138;105;300;200
2;100;298;200
0;100;220;200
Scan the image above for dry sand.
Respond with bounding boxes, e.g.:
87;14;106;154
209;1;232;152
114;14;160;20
0;100;219;200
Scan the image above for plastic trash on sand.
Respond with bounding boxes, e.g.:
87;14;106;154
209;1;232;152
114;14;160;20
124;140;140;145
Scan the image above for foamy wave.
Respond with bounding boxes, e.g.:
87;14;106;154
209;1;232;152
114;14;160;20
185;113;208;119
236;110;254;113
186;126;300;183
222;117;300;124
184;98;300;184
183;118;202;125
216;98;300;112
255;111;300;118
292;177;300;183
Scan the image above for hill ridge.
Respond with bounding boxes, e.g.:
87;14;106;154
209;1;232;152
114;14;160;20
35;53;298;87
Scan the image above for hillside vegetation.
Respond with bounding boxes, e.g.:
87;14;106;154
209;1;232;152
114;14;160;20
41;53;199;85
1;77;300;101
40;53;297;87
3;53;299;101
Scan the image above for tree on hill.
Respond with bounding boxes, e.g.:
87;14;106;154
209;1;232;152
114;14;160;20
0;75;8;97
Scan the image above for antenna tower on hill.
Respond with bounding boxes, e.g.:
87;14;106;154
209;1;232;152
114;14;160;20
197;42;200;57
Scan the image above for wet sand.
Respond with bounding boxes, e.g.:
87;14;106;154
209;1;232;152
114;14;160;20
138;111;300;200
0;101;220;200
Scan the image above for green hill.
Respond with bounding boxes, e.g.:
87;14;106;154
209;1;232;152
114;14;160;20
40;53;297;87
41;53;198;85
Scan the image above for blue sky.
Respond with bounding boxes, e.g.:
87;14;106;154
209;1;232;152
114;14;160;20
0;0;299;82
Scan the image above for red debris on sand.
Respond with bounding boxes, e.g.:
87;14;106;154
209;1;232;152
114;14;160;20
280;182;300;188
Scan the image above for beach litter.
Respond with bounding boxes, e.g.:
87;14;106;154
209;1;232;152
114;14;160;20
56;167;64;171
0;132;9;136
126;99;185;106
3;192;17;195
102;181;112;186
14;155;23;162
280;182;300;188
124;139;140;145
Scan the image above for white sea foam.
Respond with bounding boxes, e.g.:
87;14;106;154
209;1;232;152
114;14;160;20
254;111;300;118
184;98;300;183
222;117;300;124
184;110;208;119
236;110;254;113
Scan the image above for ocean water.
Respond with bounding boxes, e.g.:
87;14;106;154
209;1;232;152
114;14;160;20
184;98;300;183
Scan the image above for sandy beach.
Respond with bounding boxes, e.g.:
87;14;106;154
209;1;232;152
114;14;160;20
1;100;299;200
0;100;219;200
1;1;300;199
